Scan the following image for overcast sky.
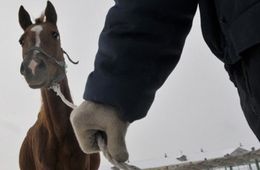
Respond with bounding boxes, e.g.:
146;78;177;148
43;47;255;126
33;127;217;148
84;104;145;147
0;1;259;169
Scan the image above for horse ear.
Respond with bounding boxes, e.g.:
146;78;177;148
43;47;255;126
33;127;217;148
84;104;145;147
45;1;57;25
19;6;32;30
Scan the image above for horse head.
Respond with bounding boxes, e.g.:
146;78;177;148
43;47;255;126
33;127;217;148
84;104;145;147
18;1;66;89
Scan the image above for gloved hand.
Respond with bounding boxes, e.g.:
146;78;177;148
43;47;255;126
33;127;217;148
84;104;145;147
70;101;129;162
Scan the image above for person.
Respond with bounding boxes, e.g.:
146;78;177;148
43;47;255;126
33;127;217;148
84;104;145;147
70;0;260;162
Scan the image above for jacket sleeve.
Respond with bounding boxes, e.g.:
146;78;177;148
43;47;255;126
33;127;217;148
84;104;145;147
84;0;198;122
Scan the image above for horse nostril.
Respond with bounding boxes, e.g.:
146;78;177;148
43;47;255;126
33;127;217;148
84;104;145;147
20;62;26;75
38;59;46;70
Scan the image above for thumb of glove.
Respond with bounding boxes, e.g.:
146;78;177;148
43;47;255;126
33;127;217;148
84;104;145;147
106;120;129;162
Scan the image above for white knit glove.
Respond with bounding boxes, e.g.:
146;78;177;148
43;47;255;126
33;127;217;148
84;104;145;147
70;101;129;162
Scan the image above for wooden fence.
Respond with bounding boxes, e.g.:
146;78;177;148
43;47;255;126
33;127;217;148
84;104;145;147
145;148;260;170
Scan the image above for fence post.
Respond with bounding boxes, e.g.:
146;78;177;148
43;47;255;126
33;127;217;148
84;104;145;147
249;163;253;170
256;159;260;170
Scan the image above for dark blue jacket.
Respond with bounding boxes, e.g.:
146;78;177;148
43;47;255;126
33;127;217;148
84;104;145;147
84;0;260;122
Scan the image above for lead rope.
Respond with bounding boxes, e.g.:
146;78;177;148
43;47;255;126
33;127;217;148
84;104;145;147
50;84;141;170
50;84;77;109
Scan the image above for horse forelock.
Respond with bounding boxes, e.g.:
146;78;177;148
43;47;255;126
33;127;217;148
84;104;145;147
35;13;45;24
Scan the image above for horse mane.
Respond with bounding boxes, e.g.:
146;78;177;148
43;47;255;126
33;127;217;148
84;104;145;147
35;13;45;24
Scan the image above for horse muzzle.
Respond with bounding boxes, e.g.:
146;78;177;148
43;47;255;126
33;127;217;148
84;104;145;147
20;55;49;89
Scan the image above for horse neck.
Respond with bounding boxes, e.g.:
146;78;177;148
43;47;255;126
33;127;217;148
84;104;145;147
40;76;73;139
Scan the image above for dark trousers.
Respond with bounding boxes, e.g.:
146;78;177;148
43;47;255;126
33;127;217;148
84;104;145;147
226;45;260;141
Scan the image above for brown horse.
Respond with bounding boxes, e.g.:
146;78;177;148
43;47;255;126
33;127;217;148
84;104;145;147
18;1;100;170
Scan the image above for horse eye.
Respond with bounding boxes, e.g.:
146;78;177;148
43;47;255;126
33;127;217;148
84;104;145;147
19;38;24;46
52;32;60;40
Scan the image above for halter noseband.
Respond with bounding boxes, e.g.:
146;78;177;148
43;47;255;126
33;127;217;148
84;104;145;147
24;46;66;69
23;46;79;86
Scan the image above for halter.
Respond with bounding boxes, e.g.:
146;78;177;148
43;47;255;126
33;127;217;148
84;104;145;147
24;46;79;67
23;46;79;86
24;46;66;69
